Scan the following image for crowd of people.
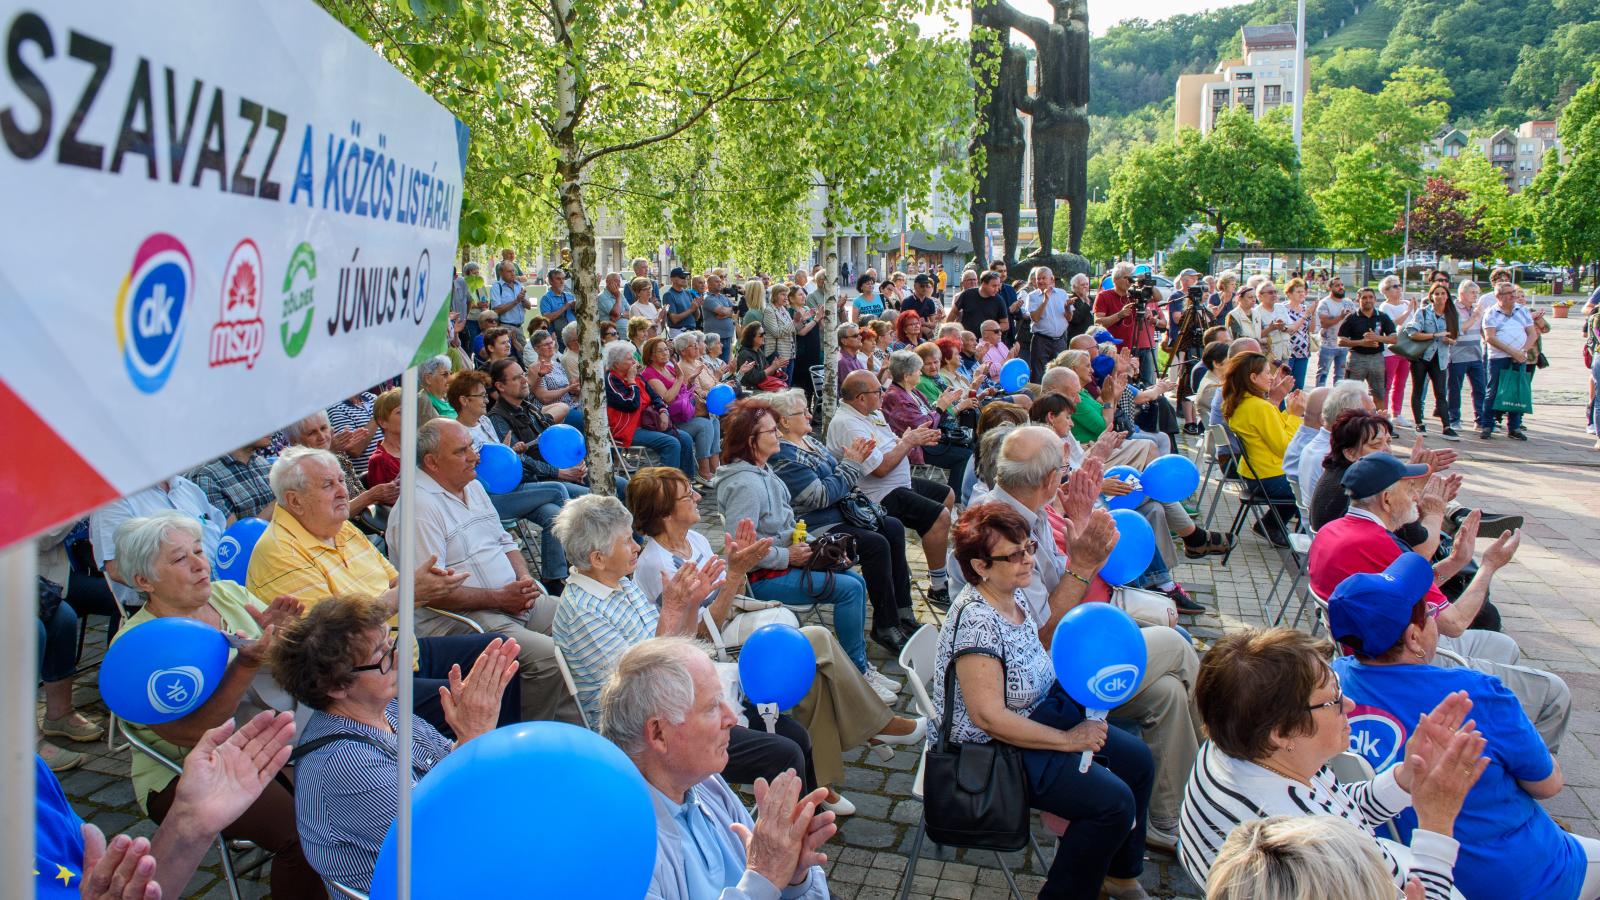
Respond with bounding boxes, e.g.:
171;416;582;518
29;249;1597;900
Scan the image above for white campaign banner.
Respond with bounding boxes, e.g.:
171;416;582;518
0;0;464;547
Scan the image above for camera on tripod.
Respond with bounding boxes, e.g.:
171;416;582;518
1128;273;1157;302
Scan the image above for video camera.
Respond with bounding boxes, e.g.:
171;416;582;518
1128;273;1158;302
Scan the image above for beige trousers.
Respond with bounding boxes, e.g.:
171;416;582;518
1111;625;1202;822
787;626;894;788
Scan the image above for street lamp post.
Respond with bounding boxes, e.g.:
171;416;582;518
1292;0;1306;153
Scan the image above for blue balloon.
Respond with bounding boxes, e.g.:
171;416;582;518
370;722;656;900
738;624;817;709
705;383;736;416
1050;603;1147;711
999;357;1030;393
475;442;522;494
537;423;585;469
1141;454;1200;502
98;618;230;724
1101;465;1146;511
1099;508;1156;585
1100;274;1114;291
214;517;268;584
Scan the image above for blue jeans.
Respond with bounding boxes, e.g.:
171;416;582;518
748;567;869;672
562;406;585;432
631;428;698;480
37;598;79;683
1447;357;1488;429
680;415;721;463
489;480;587;579
1288;356;1308;391
1316;346;1348;387
1484;358;1529;432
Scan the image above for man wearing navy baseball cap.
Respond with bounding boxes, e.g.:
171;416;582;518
663;266;699;334
1329;553;1592;900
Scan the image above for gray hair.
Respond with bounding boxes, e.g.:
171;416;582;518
463;261;481;275
603;340;637;371
837;322;859;342
529;328;553;348
760;388;809;417
552;494;634;570
112;512;203;592
561;322;579;345
975;424;1017;489
1321;379;1371;427
418;354;452;380
672;330;704;355
1112;261;1135;280
598;637;708;757
1457;279;1479;298
269;445;340;502
995;425;1065;491
1379;274;1402;292
416;417;461;464
284;409;330;443
703;332;723;351
1069;273;1090;290
1032;266;1055;281
887;349;924;383
1207;816;1396;900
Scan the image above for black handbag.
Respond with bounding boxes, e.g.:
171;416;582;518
837;489;888;531
797;531;856;598
923;602;1032;851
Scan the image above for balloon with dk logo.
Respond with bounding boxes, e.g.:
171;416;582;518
1098;508;1155;585
1140;454;1200;502
738;624;817;710
537;423;585;469
1050;603;1147;772
475;442;522;494
999;358;1030;393
99;617;231;724
705;383;736;416
370;722;656;900
1101;465;1145;511
214;517;268;584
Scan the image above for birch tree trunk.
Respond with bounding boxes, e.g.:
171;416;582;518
818;185;842;432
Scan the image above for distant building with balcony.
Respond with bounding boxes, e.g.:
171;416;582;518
1174;25;1307;135
1420;120;1561;193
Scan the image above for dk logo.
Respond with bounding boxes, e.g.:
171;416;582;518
116;233;193;393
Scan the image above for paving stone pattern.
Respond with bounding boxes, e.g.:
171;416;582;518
48;318;1600;898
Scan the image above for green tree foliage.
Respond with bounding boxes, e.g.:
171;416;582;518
1312;145;1404;255
1504;22;1600;117
1438;150;1523;251
1529;73;1600;274
1300;66;1450;190
1312;48;1389;93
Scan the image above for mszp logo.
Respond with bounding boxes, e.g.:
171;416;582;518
210;239;266;368
1086;663;1141;706
116;234;193;393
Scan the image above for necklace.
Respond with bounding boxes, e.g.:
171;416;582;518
1256;756;1312;786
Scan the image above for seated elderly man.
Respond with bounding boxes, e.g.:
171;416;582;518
826;369;953;606
1295;378;1371;501
91;475;225;609
190;435;277;523
1281;386;1327;486
550;495;822;794
1308;454;1570;750
386;418;584;725
954;425;1203;850
600;638;832;900
246;446;519;735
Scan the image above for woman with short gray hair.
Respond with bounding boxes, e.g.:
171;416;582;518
108;512;325;897
529;327;583;424
419;354;456;419
606;340;697;480
880;350;973;493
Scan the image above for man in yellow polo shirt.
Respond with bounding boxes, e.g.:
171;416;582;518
248;446;519;734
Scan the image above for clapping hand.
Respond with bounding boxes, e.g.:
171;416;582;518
1056;457;1102;542
841;436;875;464
410;554;470;604
730;771;835;889
331;425;372;456
1407;716;1489;837
1446;510;1481;567
662;557;725;623
440;637;520;743
1089;429;1125;463
724;518;774;577
905;425;941;447
171;711;296;837
1481;528;1522;570
238;596;304;667
80;830;160;900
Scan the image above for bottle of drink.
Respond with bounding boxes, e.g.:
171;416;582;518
791;520;807;544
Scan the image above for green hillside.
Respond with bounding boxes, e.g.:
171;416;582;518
1310;3;1397;56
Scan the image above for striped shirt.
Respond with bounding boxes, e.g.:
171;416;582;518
552;573;658;724
1179;741;1458;900
295;700;453;892
327;393;380;473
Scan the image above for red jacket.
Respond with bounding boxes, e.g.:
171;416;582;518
606;373;649;447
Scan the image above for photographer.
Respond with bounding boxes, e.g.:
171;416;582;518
1095;262;1161;385
1164;276;1216;436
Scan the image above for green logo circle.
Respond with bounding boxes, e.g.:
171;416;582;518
280;242;316;358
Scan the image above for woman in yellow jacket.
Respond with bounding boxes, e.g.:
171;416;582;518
1221;351;1308;547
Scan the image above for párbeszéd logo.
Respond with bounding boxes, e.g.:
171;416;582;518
117;233;192;393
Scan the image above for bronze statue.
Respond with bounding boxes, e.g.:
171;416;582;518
971;0;1090;259
967;31;1027;267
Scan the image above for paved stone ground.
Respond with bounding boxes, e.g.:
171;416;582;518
45;316;1599;898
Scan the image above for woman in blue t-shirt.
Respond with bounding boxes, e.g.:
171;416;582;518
849;273;885;322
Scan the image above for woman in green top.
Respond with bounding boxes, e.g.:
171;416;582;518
419;354;457;419
109;512;326;898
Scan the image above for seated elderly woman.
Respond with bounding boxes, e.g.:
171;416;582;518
284;410;399;519
1180;627;1488;900
274;596;519;893
711;401;874;672
1327;554;1597;900
935;501;1154;900
549;494;828;797
109;513;324;898
361;387;439;489
1220;350;1307;547
642;335;720;488
604;339;697;480
626;468;924;814
890;310;924;352
419;354;456;419
600;638;833;899
528;328;584;430
1207;816;1431;900
757;389;918;656
736;321;789;391
880;349;974;493
675;330;736;480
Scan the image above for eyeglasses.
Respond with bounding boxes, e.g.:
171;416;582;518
467;392;488;400
754;426;780;438
352;629;399;675
1306;675;1344;712
983;540;1039;565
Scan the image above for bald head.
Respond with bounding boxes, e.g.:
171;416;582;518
1301;386;1329;429
841;370;880;401
1068;334;1099;352
1040;366;1078;398
1228;338;1260;356
995;425;1065;500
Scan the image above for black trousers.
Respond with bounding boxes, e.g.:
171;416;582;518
1410;354;1448;427
413;633;522;739
1028;331;1067;384
831;517;913;629
727;704;816;792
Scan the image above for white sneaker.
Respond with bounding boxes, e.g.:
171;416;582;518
864;664;901;698
1393;415;1414;428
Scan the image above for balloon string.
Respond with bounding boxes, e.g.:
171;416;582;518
758;702;779;734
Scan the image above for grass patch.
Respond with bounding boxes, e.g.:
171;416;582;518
1309;3;1397;56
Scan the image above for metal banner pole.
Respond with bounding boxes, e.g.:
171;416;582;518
396;367;419;900
1;540;37;900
